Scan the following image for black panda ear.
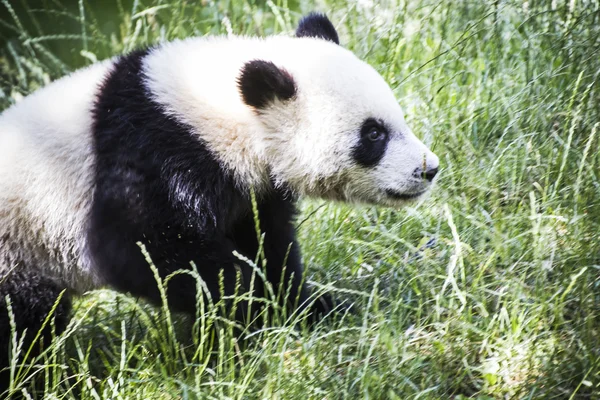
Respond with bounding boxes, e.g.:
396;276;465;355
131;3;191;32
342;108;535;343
238;60;297;109
296;13;340;45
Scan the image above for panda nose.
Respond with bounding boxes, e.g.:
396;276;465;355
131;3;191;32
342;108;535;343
423;167;438;182
413;166;438;182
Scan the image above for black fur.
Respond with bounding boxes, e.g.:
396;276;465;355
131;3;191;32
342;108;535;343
295;13;340;45
89;50;329;323
238;60;297;109
0;269;72;395
352;118;390;167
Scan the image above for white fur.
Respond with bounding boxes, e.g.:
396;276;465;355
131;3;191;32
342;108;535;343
0;60;114;292
143;35;438;205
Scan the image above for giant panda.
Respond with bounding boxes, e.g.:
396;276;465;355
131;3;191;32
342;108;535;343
0;13;439;382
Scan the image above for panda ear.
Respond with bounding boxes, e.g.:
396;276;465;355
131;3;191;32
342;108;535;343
296;13;340;45
238;60;297;109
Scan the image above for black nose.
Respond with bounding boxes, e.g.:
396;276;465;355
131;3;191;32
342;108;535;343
414;166;438;182
423;167;438;182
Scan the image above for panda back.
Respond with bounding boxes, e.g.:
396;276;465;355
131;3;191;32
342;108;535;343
0;60;114;292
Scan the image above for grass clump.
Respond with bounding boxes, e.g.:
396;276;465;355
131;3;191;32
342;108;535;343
1;0;599;398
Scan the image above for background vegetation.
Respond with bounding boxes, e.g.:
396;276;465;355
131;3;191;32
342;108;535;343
1;0;599;398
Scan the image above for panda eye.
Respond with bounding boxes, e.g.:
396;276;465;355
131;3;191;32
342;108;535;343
367;127;384;142
353;118;390;167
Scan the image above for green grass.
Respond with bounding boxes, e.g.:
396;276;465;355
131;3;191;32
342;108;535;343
1;0;599;398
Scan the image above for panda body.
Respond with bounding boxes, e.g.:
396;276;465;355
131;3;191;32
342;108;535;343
0;13;439;388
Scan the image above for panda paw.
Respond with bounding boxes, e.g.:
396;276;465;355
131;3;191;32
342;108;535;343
306;292;354;327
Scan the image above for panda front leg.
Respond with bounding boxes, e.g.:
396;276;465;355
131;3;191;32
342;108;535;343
232;193;337;326
260;228;337;325
0;268;72;394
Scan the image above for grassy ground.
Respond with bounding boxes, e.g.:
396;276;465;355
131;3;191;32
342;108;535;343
1;0;599;398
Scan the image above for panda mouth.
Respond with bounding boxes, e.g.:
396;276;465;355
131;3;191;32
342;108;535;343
385;189;427;200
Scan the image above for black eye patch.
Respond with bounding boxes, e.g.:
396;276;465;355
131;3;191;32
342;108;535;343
352;118;390;168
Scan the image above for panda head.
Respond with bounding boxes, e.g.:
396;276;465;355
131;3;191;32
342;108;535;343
238;13;439;207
